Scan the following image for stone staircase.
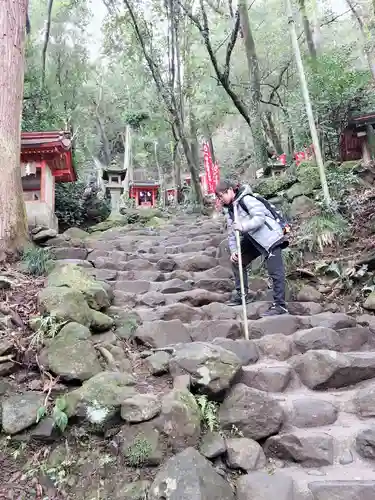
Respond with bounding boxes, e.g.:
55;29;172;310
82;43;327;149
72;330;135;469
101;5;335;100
50;214;375;498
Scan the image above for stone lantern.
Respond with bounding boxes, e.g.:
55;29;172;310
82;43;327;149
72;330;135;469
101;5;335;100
102;159;126;214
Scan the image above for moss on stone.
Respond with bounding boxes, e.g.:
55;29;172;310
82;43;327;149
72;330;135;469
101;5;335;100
47;264;110;311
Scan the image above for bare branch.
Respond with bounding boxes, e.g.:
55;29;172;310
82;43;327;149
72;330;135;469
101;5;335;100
223;10;240;81
41;0;54;89
178;0;251;126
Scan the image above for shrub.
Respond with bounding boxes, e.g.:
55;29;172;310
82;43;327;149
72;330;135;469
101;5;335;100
297;210;349;252
21;246;54;276
55;180;110;230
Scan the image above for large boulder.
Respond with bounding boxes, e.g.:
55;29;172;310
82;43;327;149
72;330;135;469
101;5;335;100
289;195;316;217
236;471;297;500
265;430;334;466
148;448;235;500
226;438;266;472
219;384;283;440
356;427;375;459
47;264;110;310
155;389;201;452
240;363;292;392
285;182;314;201
39;322;102;381
211;338;259;365
291;350;375;389
121;394;161;423
38;287;93;327
1;392;45;434
188;320;242;343
285;397;338;428
308;481;375;500
135;320;192;348
168;342;242;397
116;421;164;466
65;371;136;426
293;327;341;353
355;383;375;418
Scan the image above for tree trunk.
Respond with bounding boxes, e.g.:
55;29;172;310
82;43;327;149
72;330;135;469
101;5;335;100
346;0;375;82
298;0;317;60
123;124;132;192
0;0;29;257
154;141;165;207
41;0;54;89
265;111;283;154
237;0;268;171
172;139;182;203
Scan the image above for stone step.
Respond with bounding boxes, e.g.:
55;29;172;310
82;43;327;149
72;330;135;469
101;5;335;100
240;467;375;500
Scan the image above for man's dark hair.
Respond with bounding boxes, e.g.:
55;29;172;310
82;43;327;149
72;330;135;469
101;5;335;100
215;179;238;196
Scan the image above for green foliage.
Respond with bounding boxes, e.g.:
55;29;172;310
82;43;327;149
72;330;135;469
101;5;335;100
253;175;296;198
125;436;152;467
295;161;320;189
29;314;67;349
297;210;350;252
326;167;359;200
36;397;69;435
288;50;374;155
21;246;54;276
55;181;110;230
52;397;69;432
195;395;219;432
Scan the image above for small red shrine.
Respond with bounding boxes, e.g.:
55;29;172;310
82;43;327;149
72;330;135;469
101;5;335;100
166;172;207;201
21;131;75;229
340;112;375;163
129;180;159;208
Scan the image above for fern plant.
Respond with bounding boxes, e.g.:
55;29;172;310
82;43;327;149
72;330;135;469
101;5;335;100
21;246;54;276
196;395;219;432
297;211;349;252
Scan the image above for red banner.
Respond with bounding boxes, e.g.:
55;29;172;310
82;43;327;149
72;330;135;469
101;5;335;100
203;142;215;194
212;161;220;190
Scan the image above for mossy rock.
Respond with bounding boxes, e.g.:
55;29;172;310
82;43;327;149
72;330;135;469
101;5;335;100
145;216;165;228
295;161;321;189
47;264;110;311
252;174;296;198
340;160;361;172
65;371;136;424
39;322;102;381
91;309;114;332
89;214;128;233
116;313;141;340
285;182;314;201
113;480;151;500
38;286;93;327
62;227;90;240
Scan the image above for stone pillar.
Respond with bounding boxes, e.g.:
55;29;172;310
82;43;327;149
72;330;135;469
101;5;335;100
109;188;122;215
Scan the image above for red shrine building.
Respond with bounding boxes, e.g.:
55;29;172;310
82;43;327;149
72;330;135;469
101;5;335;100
129;180;160;208
21;131;75;229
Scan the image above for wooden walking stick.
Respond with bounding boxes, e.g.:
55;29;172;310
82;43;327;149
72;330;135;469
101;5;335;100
233;203;249;340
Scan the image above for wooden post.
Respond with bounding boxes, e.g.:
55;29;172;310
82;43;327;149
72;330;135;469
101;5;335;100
286;0;331;204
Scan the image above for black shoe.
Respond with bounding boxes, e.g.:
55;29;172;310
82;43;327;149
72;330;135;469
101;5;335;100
227;291;253;306
261;303;289;317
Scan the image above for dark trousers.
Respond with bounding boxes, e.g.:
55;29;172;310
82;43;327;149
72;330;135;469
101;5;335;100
232;238;286;306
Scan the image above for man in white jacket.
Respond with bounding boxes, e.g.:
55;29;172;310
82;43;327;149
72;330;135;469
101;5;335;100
216;180;288;316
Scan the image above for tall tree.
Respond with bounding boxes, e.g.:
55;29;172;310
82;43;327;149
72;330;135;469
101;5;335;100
238;0;268;169
122;0;203;204
0;0;29;258
298;0;317;60
345;0;375;82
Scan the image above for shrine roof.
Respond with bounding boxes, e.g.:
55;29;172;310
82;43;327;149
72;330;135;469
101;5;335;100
130;180;159;187
347;112;375;129
21;131;76;182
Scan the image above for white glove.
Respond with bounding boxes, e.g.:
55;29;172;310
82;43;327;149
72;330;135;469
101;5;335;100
233;221;243;232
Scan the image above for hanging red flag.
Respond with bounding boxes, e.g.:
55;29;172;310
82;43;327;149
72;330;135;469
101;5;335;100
203;142;215;194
